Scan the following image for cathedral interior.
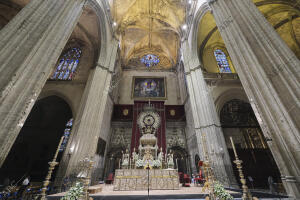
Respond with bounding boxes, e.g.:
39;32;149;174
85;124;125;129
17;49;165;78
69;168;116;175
0;0;299;199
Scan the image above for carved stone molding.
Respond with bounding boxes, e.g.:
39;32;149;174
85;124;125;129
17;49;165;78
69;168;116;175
185;65;203;75
96;63;114;74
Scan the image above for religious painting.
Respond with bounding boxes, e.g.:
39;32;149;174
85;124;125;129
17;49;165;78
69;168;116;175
132;77;166;99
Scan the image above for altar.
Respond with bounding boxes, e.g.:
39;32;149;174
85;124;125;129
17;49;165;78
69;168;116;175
113;169;179;191
113;103;180;191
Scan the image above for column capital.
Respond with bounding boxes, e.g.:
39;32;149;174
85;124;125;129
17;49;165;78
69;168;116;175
185;64;203;75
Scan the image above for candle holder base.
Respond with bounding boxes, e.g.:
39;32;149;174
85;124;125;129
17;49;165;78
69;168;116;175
230;137;258;200
40;136;64;200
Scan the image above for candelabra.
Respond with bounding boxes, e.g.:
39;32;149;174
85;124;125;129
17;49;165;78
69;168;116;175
201;133;216;200
230;137;253;200
40;136;64;200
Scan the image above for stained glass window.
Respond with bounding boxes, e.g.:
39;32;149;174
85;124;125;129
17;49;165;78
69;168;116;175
59;118;73;152
214;49;232;73
140;54;160;68
50;47;82;80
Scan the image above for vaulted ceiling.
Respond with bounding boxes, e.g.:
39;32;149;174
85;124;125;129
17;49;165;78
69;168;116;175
109;0;187;69
197;0;300;73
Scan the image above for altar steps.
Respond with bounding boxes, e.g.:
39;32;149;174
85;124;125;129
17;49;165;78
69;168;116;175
47;186;289;200
47;197;292;200
47;192;289;200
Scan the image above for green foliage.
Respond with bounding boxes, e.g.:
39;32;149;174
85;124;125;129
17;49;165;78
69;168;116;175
61;182;84;200
214;181;234;200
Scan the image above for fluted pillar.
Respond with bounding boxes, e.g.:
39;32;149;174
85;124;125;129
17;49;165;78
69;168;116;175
209;0;300;197
182;41;237;187
54;39;119;187
0;0;85;167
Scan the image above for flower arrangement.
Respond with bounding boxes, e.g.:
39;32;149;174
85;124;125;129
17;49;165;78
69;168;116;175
135;159;144;168
61;182;84;200
213;181;234;200
153;160;161;168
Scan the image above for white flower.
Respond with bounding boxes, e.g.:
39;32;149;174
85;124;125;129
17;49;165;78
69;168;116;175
61;182;84;200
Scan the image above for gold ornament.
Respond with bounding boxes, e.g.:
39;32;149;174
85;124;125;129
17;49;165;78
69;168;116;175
170;109;176;116
123;109;129;116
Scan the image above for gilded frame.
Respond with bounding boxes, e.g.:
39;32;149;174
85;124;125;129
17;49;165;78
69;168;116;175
131;76;167;100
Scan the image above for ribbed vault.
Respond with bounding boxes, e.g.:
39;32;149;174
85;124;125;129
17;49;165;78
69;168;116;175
109;0;187;69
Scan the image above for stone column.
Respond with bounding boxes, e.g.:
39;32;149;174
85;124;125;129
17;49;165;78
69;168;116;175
209;0;300;197
0;0;85;167
182;41;237;187
54;39;119;187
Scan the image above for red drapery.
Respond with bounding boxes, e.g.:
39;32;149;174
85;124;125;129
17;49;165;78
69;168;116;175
130;101;166;154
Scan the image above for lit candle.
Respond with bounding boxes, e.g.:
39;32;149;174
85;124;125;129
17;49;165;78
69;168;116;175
53;136;64;161
230;137;238;158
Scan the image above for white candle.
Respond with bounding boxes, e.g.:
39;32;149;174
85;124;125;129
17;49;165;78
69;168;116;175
230;137;238;158
53;136;64;161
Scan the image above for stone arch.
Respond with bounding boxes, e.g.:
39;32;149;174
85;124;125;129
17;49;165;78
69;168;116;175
0;95;73;183
38;90;76;118
191;3;238;73
220;98;282;189
191;0;300;67
86;0;114;67
215;89;249;115
40;0;114;120
188;2;211;68
0;0;113;69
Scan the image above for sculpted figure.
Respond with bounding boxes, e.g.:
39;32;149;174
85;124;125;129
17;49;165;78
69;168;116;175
132;148;139;162
122;149;130;168
157;147;164;162
167;150;174;169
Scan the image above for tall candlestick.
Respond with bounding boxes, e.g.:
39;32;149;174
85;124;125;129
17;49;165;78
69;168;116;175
230;137;238;159
40;136;64;200
53;136;64;161
230;137;254;200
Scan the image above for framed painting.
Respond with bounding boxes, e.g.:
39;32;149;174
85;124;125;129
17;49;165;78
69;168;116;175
132;76;167;100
